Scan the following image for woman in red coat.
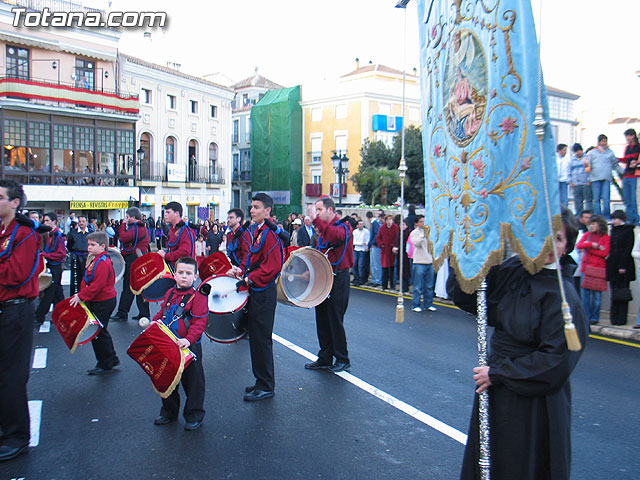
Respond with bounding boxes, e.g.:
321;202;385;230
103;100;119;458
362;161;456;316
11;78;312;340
376;215;399;290
576;214;610;324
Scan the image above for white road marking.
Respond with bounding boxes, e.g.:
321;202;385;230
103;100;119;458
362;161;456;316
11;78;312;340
61;269;70;286
28;400;42;447
32;348;47;369
272;333;468;445
39;321;51;333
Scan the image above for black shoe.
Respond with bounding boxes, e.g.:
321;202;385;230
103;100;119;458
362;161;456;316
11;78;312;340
329;361;351;373
111;314;127;322
243;389;274;402
154;415;176;426
132;314;145;321
184;420;203;431
245;385;256;393
0;444;28;462
304;360;331;370
87;366;114;375
33;320;44;328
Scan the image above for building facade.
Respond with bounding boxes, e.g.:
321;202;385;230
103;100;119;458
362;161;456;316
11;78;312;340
120;54;234;223
300;62;421;206
0;0;139;226
547;85;580;147
230;69;282;213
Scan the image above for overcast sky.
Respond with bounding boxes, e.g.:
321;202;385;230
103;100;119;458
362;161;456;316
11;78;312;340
103;0;638;119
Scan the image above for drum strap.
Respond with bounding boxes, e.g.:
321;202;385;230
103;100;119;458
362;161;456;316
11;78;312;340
163;290;197;342
44;230;63;265
84;254;111;286
244;228;284;292
121;223;147;253
316;222;351;267
168;223;195;257
3;224;42;289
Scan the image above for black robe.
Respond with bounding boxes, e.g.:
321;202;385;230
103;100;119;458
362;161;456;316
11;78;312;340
447;256;589;480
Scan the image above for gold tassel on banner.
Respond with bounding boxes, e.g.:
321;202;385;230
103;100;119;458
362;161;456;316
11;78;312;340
562;302;581;351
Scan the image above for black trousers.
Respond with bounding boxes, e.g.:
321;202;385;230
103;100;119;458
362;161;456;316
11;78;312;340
314;269;350;364
382;266;396;290
117;254;150;318
160;342;205;422
247;283;277;392
70;254;87;296
85;298;119;369
0;300;34;448
35;263;65;323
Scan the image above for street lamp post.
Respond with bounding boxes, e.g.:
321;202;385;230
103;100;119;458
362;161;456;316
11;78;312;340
395;0;409;323
331;152;349;207
136;146;145;181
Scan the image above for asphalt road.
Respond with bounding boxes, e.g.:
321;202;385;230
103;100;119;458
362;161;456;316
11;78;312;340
1;285;639;480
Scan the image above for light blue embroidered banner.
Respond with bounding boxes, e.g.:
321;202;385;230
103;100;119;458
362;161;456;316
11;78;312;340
416;0;559;292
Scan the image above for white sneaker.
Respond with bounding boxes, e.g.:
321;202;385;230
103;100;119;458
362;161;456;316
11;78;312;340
412;307;423;312
427;306;437;312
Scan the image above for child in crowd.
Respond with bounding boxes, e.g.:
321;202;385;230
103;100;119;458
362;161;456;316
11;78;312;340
195;234;207;268
151;257;208;431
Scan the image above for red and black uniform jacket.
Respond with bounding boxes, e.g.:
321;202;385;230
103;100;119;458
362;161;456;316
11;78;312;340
152;285;208;345
314;214;354;270
226;225;252;267
0;218;41;301
42;227;67;266
119;220;150;256
165;221;195;266
240;221;283;289
78;251;117;302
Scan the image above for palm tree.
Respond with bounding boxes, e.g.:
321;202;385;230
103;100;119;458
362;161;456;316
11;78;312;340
354;166;407;205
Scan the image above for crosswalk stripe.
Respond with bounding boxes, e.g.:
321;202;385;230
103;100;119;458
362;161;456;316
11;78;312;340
28;400;42;447
39;321;51;333
32;348;47;369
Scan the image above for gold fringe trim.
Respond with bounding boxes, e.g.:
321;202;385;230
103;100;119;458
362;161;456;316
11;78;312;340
428;214;562;294
155;352;185;399
130;269;166;296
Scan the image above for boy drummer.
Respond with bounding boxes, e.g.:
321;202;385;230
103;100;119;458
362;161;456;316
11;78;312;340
69;232;120;375
151;256;208;431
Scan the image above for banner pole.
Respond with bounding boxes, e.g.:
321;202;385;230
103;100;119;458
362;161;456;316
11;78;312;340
477;279;491;479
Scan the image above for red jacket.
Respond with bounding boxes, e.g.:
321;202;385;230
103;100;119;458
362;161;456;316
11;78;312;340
240;222;283;288
0;218;41;301
152;286;208;345
42;227;67;266
313;214;354;270
576;231;610;271
79;251;117;302
118;221;149;256
227;225;252;267
377;223;399;268
165;221;195;266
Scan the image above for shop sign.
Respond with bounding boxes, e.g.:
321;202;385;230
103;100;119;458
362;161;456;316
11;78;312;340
141;194;155;206
69;201;128;209
209;195;219;205
167;164;186;182
162;195;177;205
186;195;200;205
257;190;290;205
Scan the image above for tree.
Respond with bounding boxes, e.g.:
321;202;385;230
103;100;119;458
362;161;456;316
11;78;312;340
351;139;396;204
355;166;407;206
392;124;424;206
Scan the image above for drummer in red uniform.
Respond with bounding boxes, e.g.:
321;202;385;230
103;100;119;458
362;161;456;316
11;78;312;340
226;208;252;267
34;212;67;327
69;232;120;375
227;193;283;401
305;196;354;373
111;207;150;322
151;256;208;431
0;180;44;462
158;201;195;268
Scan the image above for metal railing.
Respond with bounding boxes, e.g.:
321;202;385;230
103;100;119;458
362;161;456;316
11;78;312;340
188;164;225;184
4;0;104;15
138;161;166;182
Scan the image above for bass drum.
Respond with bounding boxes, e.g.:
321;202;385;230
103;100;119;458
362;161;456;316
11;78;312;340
203;275;248;343
277;247;333;308
87;247;126;284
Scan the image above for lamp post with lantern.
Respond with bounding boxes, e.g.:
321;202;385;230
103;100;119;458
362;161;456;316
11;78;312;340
331;152;349;207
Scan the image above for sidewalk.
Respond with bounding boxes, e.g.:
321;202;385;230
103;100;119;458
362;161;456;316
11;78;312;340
355;283;640;343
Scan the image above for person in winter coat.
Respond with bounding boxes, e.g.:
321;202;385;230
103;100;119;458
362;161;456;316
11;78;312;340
376;215;399;290
606;210;635;325
576;214;610;324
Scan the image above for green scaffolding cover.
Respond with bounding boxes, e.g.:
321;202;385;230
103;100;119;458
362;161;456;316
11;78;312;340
251;86;302;220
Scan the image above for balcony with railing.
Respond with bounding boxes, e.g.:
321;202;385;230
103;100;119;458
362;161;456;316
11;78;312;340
329;183;347;197
138;161;166;182
188;164;225;184
306;183;322;197
0;74;139;115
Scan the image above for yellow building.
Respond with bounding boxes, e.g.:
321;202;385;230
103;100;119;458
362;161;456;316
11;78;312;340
300;61;421;206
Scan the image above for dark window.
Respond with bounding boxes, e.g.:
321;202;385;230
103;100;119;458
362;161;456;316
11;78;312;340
233;120;239;143
190;100;198;114
210;105;217;118
167;94;176;110
141;88;152;104
6;46;29;80
166;137;175;163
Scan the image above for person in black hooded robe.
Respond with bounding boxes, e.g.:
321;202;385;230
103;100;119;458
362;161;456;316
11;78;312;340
447;208;589;480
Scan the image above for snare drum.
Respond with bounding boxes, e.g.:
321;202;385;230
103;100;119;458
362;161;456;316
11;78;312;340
127;320;195;398
202;275;248;343
51;297;103;353
277;247;334;308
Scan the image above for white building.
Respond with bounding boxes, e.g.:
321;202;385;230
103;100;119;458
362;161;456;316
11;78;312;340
120;54;235;222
